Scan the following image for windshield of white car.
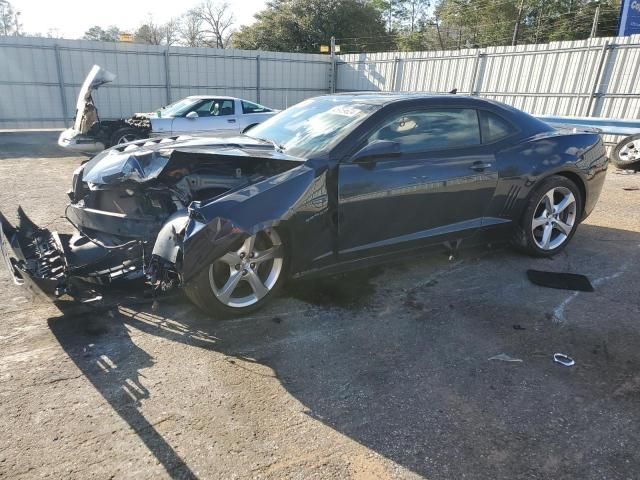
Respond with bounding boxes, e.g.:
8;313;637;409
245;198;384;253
246;97;380;157
160;98;201;117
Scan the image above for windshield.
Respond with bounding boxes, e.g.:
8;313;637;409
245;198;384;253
160;98;201;117
247;97;380;157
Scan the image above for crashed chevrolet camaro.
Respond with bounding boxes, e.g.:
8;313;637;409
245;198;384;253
1;94;608;316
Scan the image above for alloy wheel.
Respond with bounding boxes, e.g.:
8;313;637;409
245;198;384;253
117;134;139;144
618;139;639;164
208;229;284;308
531;186;577;251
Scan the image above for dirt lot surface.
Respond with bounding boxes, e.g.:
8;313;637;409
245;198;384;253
1;131;639;479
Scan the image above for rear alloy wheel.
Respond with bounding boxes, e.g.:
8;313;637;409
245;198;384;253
515;176;582;257
184;228;286;317
612;134;640;170
531;186;577;250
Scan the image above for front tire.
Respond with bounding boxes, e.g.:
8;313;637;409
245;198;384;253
109;127;144;147
514;175;582;257
184;228;287;317
612;134;640;170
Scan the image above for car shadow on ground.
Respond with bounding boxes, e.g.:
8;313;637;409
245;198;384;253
47;224;640;479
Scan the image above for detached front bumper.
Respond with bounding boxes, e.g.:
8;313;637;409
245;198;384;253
58;128;105;154
0;208;143;303
1;208;78;301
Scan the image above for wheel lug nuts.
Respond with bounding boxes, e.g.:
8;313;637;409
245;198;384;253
240;252;245;259
235;264;240;270
250;263;255;269
242;269;248;275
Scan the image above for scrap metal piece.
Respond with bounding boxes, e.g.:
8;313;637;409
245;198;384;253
488;353;523;363
553;353;575;367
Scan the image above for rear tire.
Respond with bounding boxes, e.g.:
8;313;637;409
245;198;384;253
612;134;640;170
513;175;583;257
109;127;144;147
184;228;288;318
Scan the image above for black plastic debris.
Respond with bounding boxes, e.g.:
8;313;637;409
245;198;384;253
526;269;594;292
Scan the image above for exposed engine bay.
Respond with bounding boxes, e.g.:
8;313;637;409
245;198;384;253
1;135;304;303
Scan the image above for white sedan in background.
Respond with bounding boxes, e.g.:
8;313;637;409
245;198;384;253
147;95;277;136
58;65;278;153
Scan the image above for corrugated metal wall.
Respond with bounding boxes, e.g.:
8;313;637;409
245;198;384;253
0;36;332;129
2;34;638;131
337;34;640;120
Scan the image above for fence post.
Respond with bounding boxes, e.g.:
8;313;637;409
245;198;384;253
392;57;401;91
468;50;482;95
586;40;610;117
329;59;337;93
330;36;337;93
256;54;261;103
54;44;69;125
164;49;172;104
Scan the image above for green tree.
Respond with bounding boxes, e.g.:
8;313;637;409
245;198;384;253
433;0;621;49
83;25;121;42
231;0;391;53
396;0;432;32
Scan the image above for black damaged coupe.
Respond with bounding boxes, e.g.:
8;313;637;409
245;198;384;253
1;94;608;316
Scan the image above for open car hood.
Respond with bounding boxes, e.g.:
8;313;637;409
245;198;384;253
72;65;116;132
81;134;305;186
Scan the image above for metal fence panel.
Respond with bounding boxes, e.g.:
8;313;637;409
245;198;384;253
0;36;332;129
337;34;640;124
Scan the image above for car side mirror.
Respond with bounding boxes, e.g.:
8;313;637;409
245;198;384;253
352;140;401;163
186;111;198;119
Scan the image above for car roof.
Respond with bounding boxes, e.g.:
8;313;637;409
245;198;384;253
331;92;507;108
185;95;238;100
327;92;553;136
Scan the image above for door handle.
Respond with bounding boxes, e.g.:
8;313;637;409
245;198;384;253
470;161;492;171
227;119;236;123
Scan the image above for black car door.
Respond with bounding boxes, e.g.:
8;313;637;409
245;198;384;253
337;107;499;258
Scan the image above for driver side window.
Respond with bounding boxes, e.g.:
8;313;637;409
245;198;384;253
366;108;481;153
190;99;235;117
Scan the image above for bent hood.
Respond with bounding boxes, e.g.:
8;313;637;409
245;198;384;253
81;134;305;186
73;65;116;132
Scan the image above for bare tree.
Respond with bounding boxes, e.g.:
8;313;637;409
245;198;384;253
198;0;235;48
179;9;205;47
0;0;18;36
135;18;164;45
135;16;179;45
163;17;180;46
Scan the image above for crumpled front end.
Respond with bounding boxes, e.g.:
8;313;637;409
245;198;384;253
0;208;143;303
2;136;307;304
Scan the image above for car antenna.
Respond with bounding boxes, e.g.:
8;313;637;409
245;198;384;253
449;88;458;94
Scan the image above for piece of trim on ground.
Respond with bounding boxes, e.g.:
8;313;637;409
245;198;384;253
526;269;594;292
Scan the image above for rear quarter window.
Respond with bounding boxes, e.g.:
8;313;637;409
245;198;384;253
480;110;517;143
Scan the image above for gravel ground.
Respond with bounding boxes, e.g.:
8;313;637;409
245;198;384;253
1;132;639;480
